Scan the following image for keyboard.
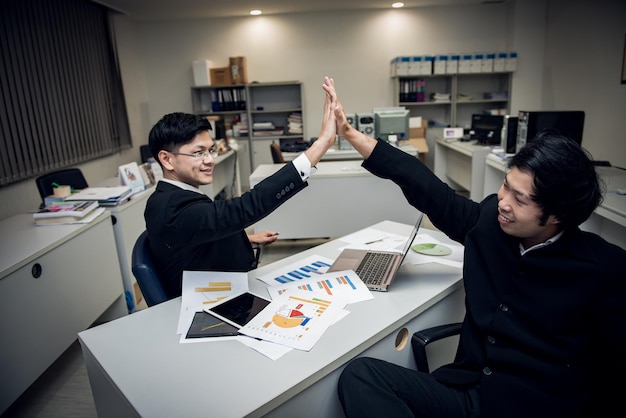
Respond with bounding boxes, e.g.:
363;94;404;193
355;252;394;286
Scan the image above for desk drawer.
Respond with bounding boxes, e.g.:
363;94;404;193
0;218;123;413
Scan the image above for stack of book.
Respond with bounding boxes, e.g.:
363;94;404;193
64;186;133;206
252;121;284;137
33;200;104;226
286;112;303;135
431;92;452;102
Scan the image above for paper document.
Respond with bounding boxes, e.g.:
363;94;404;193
256;254;334;285
238;291;348;351
177;271;248;338
266;269;373;304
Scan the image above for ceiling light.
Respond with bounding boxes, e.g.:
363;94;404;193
250;10;262;16
392;2;405;8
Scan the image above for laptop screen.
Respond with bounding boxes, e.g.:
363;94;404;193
399;213;423;261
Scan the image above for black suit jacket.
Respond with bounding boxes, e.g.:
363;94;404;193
144;162;307;298
362;139;626;417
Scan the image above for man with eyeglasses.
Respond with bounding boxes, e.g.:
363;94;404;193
144;79;337;300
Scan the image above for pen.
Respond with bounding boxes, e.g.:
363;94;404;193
365;237;386;245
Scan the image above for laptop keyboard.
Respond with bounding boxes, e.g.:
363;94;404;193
355;252;394;286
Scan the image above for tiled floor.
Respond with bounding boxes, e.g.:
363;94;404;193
0;237;327;418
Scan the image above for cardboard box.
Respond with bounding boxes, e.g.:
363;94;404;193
407;137;429;163
421;55;434;75
433;55;447;75
192;59;213;86
395;56;410;76
229;56;248;84
470;53;483;73
410;126;425;139
493;52;507;72
408;119;428;162
505;52;517;72
459;54;473;73
210;67;232;86
446;54;459;74
408;56;422;76
482;53;495;72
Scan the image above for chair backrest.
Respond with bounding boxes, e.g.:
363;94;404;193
35;168;89;205
140;144;153;163
270;142;285;163
131;230;170;307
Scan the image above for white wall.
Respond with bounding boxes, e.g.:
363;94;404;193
2;0;624;220
131;4;510;141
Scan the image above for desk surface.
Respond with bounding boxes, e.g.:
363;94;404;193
0;211;113;279
78;221;463;418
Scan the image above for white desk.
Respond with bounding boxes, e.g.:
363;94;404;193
434;138;493;201
282;143;419;162
249;160;421;239
78;221;465;418
0;212;127;414
483;154;626;249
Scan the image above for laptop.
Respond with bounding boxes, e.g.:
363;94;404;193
327;214;423;291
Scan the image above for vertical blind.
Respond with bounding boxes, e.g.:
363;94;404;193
0;0;130;186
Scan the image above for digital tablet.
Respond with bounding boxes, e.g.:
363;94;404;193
185;311;239;339
205;291;271;329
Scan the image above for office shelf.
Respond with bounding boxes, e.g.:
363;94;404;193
191;81;303;169
393;72;513;128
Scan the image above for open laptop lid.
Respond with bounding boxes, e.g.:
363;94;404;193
398;213;423;261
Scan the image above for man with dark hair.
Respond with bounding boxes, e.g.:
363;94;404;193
320;78;626;418
145;80;337;299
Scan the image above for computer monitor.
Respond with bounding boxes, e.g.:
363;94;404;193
374;109;410;141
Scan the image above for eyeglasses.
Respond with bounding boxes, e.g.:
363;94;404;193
169;148;219;160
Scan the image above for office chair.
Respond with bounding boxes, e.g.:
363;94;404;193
270;142;285;163
411;322;462;372
131;230;171;307
140;144;153;163
35;168;89;207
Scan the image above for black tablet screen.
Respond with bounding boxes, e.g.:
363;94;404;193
209;292;270;328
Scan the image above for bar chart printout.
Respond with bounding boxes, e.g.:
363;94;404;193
256;255;334;285
266;269;373;304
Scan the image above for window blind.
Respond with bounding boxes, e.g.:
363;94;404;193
0;0;130;186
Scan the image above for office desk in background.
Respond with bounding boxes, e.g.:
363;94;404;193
78;220;465;418
483;153;626;249
0;211;127;414
434;138;492;200
250;160;421;239
282;143;420;162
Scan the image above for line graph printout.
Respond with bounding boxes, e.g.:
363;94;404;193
266;269;373;304
256;254;334;285
239;292;348;351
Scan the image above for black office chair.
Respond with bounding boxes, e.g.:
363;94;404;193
411;322;462;372
140;144;153;163
35;168;89;207
270;142;285;163
131;230;171;307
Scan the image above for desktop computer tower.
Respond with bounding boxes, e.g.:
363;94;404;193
339;113;357;150
516;111;585;152
356;113;375;136
501;115;519;154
